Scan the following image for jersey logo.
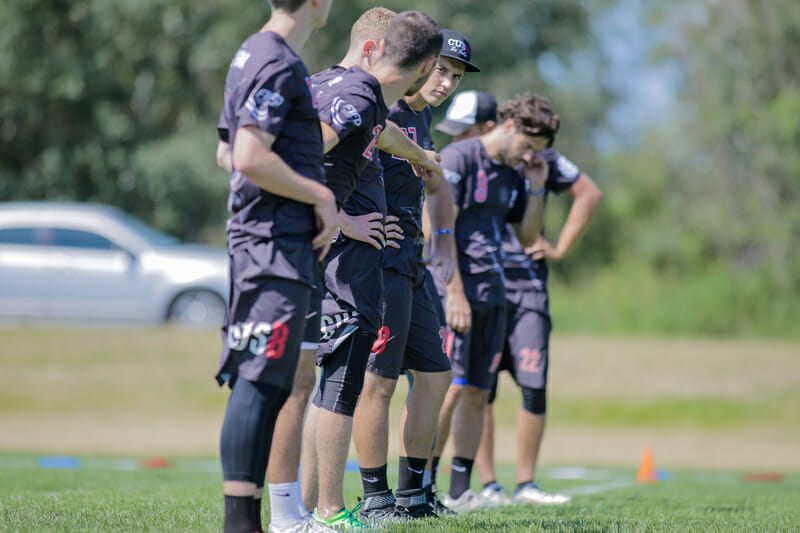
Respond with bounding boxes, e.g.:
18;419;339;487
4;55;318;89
557;155;579;178
231;50;250;69
246;88;285;121
443;168;462;184
474;169;488;203
227;321;289;359
320;310;360;341
362;124;383;159
391;127;417;161
331;96;362;128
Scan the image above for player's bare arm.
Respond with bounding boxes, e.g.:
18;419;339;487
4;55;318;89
425;172;458;284
377;120;443;178
511;154;548;247
216;140;232;174
526;172;602;261
435;203;471;333
232;125;338;248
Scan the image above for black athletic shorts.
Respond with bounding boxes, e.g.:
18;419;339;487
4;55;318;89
216;251;311;391
450;301;506;391
366;269;451;380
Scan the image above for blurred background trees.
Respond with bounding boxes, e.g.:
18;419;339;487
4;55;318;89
1;0;797;336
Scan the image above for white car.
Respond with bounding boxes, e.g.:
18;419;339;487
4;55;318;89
0;202;229;327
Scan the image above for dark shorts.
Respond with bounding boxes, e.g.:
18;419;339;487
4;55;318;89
366;269;451;380
302;283;323;349
450;302;507;391
312;326;377;416
216;253;311;391
488;293;551;403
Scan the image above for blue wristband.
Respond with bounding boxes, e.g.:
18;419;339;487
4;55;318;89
528;187;546;197
433;228;454;237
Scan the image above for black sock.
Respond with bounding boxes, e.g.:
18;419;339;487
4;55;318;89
483;480;498;489
431;456;440;488
224;495;257;533
516;480;533;492
360;464;389;495
449;457;474;499
398;456;427;492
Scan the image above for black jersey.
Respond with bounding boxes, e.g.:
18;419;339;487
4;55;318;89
218;30;324;285
502;149;582;297
312;66;390;335
443;137;528;305
379;99;434;280
312;65;389;209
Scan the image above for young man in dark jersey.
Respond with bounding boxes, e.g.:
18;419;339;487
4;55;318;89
428;93;560;513
213;1;337;532
299;10;444;531
348;29;478;522
432;91;603;507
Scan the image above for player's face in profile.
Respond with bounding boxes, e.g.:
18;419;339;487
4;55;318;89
419;56;467;107
506;131;549;167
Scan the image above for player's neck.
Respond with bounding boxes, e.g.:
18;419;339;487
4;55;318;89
404;93;428;112
370;66;415;106
261;12;312;52
480;128;507;164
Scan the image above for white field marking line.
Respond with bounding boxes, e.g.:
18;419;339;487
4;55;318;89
561;478;636;496
540;466;621;481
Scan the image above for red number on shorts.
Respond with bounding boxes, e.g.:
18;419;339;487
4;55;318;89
474;170;488;203
371;326;390;355
520;348;542;373
265;321;289;359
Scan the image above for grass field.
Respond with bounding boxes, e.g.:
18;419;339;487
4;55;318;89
1;328;799;531
1;455;799;532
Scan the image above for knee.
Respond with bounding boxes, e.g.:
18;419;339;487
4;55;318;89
291;362;317;400
410;370;453;397
521;387;546;415
462;386;489;409
361;373;397;404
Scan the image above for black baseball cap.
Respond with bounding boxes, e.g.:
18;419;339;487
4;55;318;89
439;29;480;73
434;90;498;136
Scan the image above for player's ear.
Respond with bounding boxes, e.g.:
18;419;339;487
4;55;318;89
420;55;437;77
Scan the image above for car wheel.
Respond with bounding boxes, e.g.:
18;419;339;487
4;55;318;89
167;289;226;327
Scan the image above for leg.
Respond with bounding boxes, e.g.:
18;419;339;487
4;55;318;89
516;407;545;484
301;401;320;512
352;372;398;470
474;403;497;485
401;369;452;460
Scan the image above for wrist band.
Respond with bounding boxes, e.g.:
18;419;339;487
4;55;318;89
528;187;546;197
433;228;453;237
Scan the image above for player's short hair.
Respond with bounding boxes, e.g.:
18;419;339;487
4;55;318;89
349;7;397;47
498;93;561;147
269;0;306;13
381;11;443;71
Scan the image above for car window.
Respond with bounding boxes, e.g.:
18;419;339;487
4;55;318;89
50;228;120;250
0;227;38;245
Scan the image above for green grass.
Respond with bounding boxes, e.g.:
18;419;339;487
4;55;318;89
1;456;799;532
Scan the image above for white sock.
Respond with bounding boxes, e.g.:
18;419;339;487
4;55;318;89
268;481;302;527
291;480;309;517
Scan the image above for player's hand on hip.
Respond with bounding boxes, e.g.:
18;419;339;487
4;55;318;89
526;236;560;261
339;211;385;250
384;215;404;249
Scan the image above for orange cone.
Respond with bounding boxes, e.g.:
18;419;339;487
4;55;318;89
636;446;657;484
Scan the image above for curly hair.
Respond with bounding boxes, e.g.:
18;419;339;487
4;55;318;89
497;93;560;146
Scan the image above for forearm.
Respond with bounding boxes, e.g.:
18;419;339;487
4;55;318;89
235;147;330;207
216;141;232;173
511;195;545;247
377;121;426;162
554;194;600;255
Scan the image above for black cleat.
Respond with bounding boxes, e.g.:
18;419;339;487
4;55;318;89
354;489;396;525
394;489;438;519
425;485;455;516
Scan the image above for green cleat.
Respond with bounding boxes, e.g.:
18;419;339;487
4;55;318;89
312;508;371;531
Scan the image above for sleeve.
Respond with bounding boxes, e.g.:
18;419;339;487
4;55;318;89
545;150;582;194
440;145;467;209
234;59;297;137
506;172;529;224
317;92;375;142
217;110;229;143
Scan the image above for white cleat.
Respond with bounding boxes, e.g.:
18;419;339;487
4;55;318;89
440;488;490;513
513;483;571;505
480;483;512;507
268;512;337;533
